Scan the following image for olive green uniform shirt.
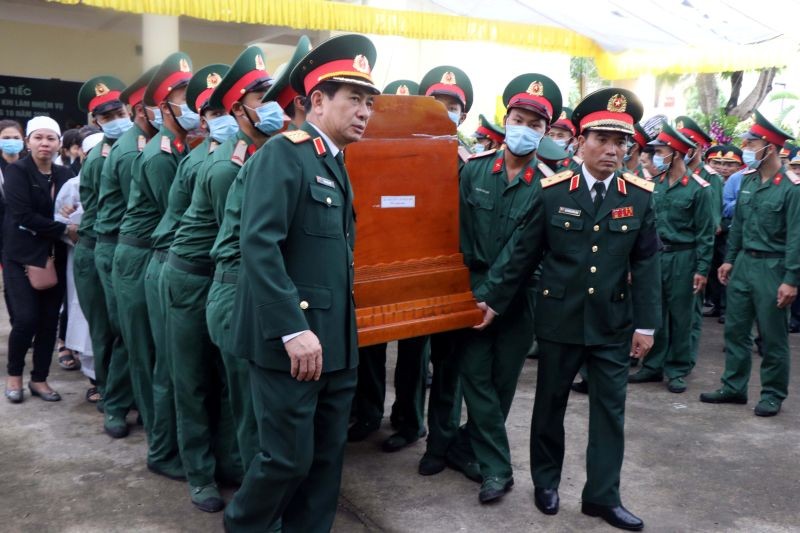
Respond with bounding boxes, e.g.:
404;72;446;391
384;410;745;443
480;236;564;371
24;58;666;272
78;135;115;239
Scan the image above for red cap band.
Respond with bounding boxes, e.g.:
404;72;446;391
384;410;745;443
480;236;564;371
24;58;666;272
553;119;576;136
426;82;466;106
89;91;122;113
507;93;553;121
579;110;634;133
750;123;787;147
633;129;647;148
126;86;146;108
656;130;692;154
476;125;504;144
304;58;373;96
276;85;299;110
195;88;214;112
153;71;192;104
678;128;709;147
222;69;271;112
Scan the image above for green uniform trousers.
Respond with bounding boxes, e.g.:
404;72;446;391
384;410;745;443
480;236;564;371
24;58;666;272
532;339;630;507
721;254;790;402
642;249;697;379
461;299;531;479
352;337;427;438
206;278;259;469
688;290;703;368
144;252;183;474
161;261;241;488
224;366;357;533
93;241;135;423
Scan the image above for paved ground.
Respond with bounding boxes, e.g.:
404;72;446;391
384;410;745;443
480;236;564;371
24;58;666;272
1;293;799;532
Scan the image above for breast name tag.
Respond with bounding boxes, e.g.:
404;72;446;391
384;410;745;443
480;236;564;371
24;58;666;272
558;206;581;217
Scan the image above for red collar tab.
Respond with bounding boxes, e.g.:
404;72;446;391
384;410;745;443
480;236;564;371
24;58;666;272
523;167;534;184
617;176;627;195
492;157;503;174
173;138;185;153
569;174;580;191
681;175;689;186
247;143;257;156
313;137;326;157
774;173;783;185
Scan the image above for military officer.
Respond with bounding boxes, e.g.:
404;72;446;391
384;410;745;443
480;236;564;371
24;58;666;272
207;36;310;477
163;46;281;513
269;35;312;131
474;88;660;531
112;52;193;478
75;75;135;437
93;67;157;438
459;73;562;503
348;76;430;453
223;34;379;532
701;111;800;417
622;123;652;179
629;123;714;393
419;65;474;165
472;113;505;153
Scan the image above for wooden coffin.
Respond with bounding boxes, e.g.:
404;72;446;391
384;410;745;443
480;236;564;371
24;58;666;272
345;95;482;347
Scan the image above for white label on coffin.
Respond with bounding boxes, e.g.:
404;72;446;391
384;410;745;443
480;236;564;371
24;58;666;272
380;195;416;208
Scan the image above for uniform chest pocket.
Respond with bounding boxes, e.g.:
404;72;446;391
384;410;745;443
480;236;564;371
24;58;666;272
549;214;584;253
468;192;494;211
304;184;344;238
607;218;641;255
762;199;785;233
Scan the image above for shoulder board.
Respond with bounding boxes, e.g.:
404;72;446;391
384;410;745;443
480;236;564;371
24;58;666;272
622;172;655;192
642;167;652;179
468;148;496;160
160;135;171;153
208;141;219;154
537;161;555;177
231;140;248;167
743;168;758;175
458;145;472;163
101;143;111;157
572;155;583;165
281;130;310;144
786;169;800;185
692;173;710;187
703;163;718;175
540;170;573;189
137;135;146;152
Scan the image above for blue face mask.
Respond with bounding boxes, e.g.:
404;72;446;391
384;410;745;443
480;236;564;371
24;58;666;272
447;111;461;126
246;101;285;135
148;107;163;129
171;102;200;131
100;117;133;139
652;153;672;172
0;138;24;155
742;146;767;169
683;152;693;165
623;153;632;163
207;114;239;143
504;124;544;156
552;138;568;149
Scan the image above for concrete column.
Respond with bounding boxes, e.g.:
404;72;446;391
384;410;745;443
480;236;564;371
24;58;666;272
142;14;179;69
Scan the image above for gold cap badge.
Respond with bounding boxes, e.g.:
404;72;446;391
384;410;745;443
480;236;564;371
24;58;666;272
607;93;627;113
94;82;109;96
255;54;265;71
527;81;543;96
559;110;567;120
676;120;684;130
353;54;370;74
207;73;222;89
396;84;409;96
179;58;190;73
441;71;456;85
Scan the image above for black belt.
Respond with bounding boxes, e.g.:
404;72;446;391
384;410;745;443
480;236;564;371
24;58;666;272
97;234;118;244
153;249;168;263
168;252;214;277
78;236;96;249
661;242;695;253
118;234;152;249
744;249;784;259
213;271;238;284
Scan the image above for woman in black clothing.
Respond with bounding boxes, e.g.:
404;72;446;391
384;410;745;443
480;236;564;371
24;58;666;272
3;116;77;403
0;119;26;323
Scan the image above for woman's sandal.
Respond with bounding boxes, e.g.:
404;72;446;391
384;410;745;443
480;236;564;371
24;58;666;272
85;387;101;403
58;347;80;371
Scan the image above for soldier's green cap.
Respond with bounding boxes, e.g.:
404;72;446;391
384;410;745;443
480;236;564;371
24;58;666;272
143;52;193;107
572;88;642;135
290;34;379;97
633;123;651;148
262;35;313;107
675;115;712;146
187;64;230;114
473;114;505;143
707;144;743;163
740;110;795;147
502;73;562;124
209;46;271;113
648;121;696;154
120;66;158;108
552;106;576;135
383;79;419;96
536;135;569;162
418;66;473;113
779;140;797;159
78;76;126;114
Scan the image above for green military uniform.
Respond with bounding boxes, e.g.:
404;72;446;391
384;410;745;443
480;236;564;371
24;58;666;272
224;34;378;532
460;74;562;501
113;52;193;477
472;113;505;152
547;107;582;173
93;69;156;437
701;112;800;416
74;75;133;435
632;124;714;391
477;89;660;516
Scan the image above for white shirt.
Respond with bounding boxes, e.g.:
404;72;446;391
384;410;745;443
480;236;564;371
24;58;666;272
582;164;653;337
282;123;340;344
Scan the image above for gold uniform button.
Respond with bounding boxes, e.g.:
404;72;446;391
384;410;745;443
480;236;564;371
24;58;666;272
326;197;332;205
620;293;625;299
588;288;595;295
592;245;599;252
590;266;597;273
299;301;309;310
593;224;600;232
543;289;550;296
564;221;570;229
621;224;628;232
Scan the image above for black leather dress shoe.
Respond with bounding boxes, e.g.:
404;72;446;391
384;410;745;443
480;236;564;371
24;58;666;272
418;452;446;475
570;380;588;394
582;502;643;531
347;420;379;442
382;431;424;453
534;487;559;515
